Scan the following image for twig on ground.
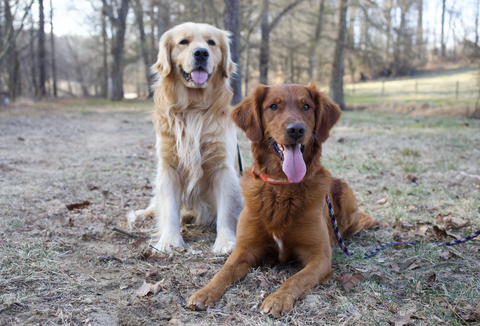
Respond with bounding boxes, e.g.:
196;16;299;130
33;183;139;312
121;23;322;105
112;227;143;238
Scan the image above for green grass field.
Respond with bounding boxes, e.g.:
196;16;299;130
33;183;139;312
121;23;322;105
320;68;480;107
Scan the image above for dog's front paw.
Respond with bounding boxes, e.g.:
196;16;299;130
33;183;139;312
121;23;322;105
152;236;185;253
261;291;296;317
187;288;222;310
212;239;235;254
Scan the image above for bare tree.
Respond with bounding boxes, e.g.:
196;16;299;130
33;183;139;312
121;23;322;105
224;0;242;104
49;0;57;97
308;0;325;82
441;0;446;57
101;12;108;98
259;0;304;85
134;0;153;97
38;0;46;96
330;0;348;110
103;0;129;101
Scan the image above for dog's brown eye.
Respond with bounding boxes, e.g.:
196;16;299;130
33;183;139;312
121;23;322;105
303;104;310;111
179;39;189;45
207;40;216;46
270;104;278;111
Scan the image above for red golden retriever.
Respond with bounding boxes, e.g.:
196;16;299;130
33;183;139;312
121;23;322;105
187;82;383;316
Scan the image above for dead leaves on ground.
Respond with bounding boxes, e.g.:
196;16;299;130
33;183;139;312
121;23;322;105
337;273;364;291
136;279;165;298
438;299;480;322
65;200;91;210
389;314;411;326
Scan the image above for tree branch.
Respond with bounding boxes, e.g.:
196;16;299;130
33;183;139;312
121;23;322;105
269;0;304;31
0;0;34;66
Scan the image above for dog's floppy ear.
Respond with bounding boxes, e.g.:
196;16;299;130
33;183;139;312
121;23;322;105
151;30;172;77
231;85;268;143
307;81;342;144
221;31;236;79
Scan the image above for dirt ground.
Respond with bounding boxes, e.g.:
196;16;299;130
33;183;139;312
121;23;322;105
1;100;479;326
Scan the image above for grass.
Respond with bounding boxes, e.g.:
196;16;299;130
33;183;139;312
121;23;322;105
321;68;480;107
0;103;479;325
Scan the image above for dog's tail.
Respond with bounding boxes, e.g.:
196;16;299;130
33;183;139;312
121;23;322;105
358;212;389;229
126;207;155;230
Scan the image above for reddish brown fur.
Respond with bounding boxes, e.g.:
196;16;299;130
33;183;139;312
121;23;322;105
187;83;383;316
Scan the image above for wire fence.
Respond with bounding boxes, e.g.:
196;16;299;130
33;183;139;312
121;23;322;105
343;79;479;101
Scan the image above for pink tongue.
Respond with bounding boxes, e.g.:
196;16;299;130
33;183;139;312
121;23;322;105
282;144;306;183
191;70;208;84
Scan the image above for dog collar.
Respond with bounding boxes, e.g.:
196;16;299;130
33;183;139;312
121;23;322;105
251;162;290;185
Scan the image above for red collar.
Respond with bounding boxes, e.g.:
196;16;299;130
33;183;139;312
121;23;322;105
251;162;290;185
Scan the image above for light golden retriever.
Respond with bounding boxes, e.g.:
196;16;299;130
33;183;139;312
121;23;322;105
127;22;243;254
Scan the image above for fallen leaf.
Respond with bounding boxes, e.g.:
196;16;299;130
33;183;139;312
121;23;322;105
136;279;164;297
377;198;387;205
258;275;270;289
432;225;447;239
170;246;187;253
403;173;418;183
408;205;417;211
398;257;416;272
386;262;400;273
439;252;451;261
389;314;411;326
98;255;123;263
415;280;422;293
416;225;430;236
434;213;452;224
146;270;159;278
446;231;461;240
408;263;419;270
190;268;208;276
65;200;91;210
337;273;364;291
131;237;144;249
426;273;437;288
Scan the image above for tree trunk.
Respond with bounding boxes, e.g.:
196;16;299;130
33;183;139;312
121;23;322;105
416;0;423;62
103;0;129;101
5;0;20;101
476;0;479;46
308;0;325;82
30;14;37;96
330;0;348;110
134;0;154;97
49;0;57;97
38;0;46;97
224;0;242;104
441;0;446;57
259;0;304;85
101;13;108;98
259;0;269;85
243;0;253;97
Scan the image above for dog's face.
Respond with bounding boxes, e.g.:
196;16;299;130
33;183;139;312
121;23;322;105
232;83;342;183
152;22;235;88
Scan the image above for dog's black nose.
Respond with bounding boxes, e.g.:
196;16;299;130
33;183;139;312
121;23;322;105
193;48;209;59
286;122;306;141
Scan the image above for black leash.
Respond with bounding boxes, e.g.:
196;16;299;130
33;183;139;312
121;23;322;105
326;195;480;259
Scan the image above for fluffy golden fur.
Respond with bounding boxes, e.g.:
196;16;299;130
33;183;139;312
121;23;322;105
127;22;243;254
187;83;384;316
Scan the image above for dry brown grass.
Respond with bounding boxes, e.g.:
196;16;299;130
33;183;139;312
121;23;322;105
0;100;479;325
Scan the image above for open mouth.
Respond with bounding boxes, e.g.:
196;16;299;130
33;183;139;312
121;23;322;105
181;68;211;85
269;138;306;183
